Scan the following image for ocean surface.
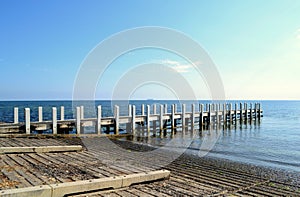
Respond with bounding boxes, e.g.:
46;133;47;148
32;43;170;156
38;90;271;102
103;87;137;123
0;100;299;172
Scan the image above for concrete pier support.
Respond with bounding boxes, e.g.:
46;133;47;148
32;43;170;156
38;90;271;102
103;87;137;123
25;108;30;134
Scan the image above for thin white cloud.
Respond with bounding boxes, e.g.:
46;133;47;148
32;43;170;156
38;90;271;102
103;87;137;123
161;59;193;73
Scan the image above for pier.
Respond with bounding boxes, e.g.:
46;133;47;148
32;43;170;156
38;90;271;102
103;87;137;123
0;102;262;136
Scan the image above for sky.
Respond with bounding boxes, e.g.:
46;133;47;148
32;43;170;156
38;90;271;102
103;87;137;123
1;0;300;100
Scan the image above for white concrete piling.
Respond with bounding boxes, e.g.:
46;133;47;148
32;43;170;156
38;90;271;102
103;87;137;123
141;104;145;116
208;104;212;123
147;105;150;135
200;104;204;126
171;104;175;129
240;103;243;122
258;103;261;119
223;103;226;124
132;105;136;135
229;103;232;123
164;104;168;114
191;104;195;127
160;105;164;131
235;103;238;122
244;103;248;121
14;107;18;124
52;107;57;134
80;106;84;119
60;106;64;121
25;108;30;134
114;105;120;135
182;104;186;127
97;105;102;135
153;104;156;115
38;107;43;122
76;107;81;134
250;103;253;121
216;104;219;124
128;104;132;117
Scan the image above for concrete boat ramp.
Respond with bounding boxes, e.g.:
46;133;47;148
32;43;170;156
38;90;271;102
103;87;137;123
1;137;300;197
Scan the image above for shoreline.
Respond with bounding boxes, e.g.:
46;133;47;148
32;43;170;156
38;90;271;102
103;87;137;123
113;139;300;186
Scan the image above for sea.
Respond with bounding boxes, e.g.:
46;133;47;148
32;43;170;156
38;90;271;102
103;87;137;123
0;100;299;172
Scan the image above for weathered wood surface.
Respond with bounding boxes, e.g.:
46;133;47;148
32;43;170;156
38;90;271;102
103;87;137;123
0;137;299;197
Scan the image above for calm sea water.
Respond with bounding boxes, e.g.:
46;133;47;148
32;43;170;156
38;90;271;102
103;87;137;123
0;100;299;172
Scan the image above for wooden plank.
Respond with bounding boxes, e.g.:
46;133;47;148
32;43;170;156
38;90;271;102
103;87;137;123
0;145;82;154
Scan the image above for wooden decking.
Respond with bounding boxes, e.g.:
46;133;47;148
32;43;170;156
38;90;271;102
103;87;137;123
0;137;299;196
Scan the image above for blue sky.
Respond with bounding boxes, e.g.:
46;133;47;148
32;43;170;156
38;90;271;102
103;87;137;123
1;0;300;100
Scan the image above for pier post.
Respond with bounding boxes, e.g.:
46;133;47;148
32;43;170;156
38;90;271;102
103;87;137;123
146;105;150;136
114;105;120;135
60;106;64;121
223;103;226;124
76;107;81;134
206;103;209;112
153;104;157;131
200;104;204;127
128;104;132;117
25;108;30;134
171;104;175;129
240;103;243;122
215;104;219;125
52;107;57;135
235;103;237;122
250;103;253;122
132;105;136;135
80;106;84;119
174;104;177;113
244;103;248;121
244;103;248;122
97;105;102;135
14;107;18;124
191;104;195;128
164;104;168;114
182;104;186;128
208;104;212;124
254;103;257;119
258;103;261;119
159;105;164;134
38;107;43;122
153;104;156;114
229;103;232;123
141;104;145;116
